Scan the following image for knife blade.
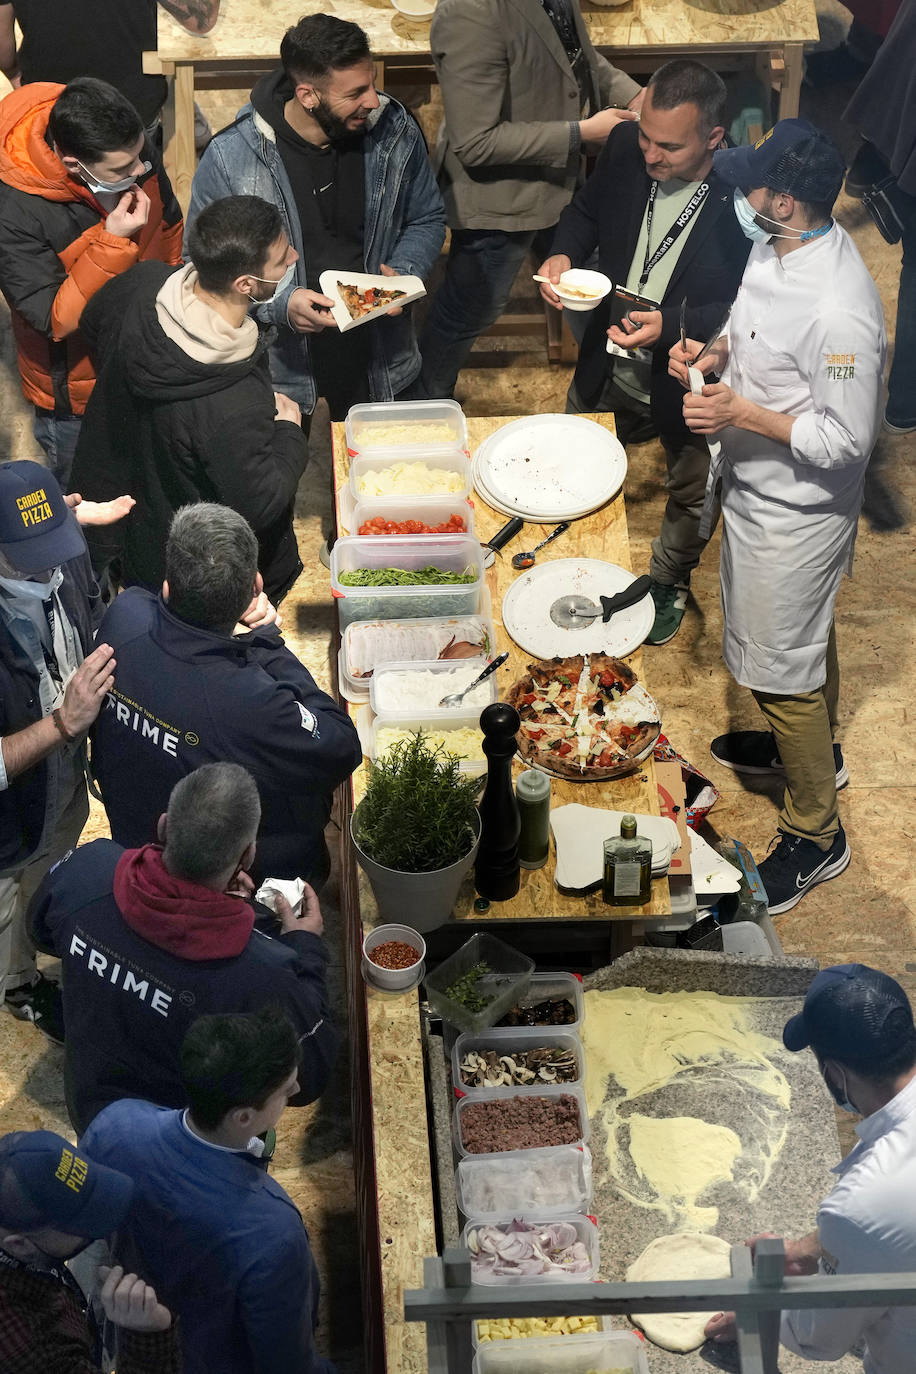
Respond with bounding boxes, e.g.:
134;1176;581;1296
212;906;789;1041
692;305;732;367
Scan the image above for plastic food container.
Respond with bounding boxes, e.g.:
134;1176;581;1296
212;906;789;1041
331;534;484;630
452;1031;582;1095
472;1312;615;1350
369;711;487;776
370;658;496;719
452;1081;590;1158
350;495;475;538
461;1213;599;1286
492;972;585;1038
362;924;426;991
346;399;468;455
425;933;534;1035
473;1329;649;1373
455;1143;593;1220
348;449;470;504
339;614;496;704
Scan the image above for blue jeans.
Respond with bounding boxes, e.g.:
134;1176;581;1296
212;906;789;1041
416;226;555;399
32;410;82;490
886;210;916;427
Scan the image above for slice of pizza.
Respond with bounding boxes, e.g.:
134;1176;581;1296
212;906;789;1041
337;281;407;321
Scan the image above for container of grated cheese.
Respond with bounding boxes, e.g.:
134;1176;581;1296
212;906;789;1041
369;712;487;775
346;399;468;455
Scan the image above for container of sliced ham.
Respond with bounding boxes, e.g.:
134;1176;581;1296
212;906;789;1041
461;1214;599;1285
339;614;496;704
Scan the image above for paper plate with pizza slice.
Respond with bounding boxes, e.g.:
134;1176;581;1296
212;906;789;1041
319;270;426;333
505;653;661;781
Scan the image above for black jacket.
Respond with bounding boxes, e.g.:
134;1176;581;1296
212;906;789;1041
29;838;340;1135
551;122;751;436
90;588;363;887
70;261;307;601
0;550;100;877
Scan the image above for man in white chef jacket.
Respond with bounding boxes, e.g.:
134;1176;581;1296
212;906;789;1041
669;120;886;915
706;963;916;1374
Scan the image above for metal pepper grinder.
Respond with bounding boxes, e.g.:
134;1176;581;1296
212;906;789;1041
474;702;521;901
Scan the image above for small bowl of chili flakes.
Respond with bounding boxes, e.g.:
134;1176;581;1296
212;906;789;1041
363;924;427;992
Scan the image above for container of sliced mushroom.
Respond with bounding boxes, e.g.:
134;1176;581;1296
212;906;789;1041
451;1032;581;1096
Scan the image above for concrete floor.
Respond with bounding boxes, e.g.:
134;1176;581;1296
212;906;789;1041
0;18;912;1370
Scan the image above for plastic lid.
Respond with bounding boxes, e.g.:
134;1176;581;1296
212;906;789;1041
516;769;550;803
620;814;637;838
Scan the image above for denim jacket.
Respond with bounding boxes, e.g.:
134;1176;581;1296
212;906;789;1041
187;92;446;412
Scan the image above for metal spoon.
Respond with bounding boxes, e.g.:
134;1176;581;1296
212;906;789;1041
511;522;570;570
438;652;509;708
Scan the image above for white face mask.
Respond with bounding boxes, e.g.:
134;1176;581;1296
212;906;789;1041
0;566;62;602
733;188;832;245
76;158;151;197
247;262;296;306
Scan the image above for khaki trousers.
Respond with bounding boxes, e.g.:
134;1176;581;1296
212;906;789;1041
0;778;89;1002
752;624;840;851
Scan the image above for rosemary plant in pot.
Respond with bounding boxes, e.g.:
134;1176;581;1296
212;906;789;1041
351;733;482;932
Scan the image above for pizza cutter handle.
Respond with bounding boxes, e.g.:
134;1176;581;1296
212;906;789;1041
598;574;652;623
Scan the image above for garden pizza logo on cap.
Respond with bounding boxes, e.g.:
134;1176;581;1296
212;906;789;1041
0;460;86;575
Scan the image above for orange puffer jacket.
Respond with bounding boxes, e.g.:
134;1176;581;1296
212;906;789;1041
0;83;183;415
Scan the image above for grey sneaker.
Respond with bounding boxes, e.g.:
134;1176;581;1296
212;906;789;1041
647;580;689;646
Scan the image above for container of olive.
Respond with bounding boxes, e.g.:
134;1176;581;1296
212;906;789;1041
451;1031;582;1095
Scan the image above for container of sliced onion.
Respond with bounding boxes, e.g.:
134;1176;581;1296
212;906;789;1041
462;1214;599;1284
363;923;426;991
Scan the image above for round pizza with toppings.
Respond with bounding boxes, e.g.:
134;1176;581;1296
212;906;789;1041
505;654;661;780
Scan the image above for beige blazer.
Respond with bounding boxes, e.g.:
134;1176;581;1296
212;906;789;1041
431;0;640;231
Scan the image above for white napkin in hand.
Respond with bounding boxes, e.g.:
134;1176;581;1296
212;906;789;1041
254;877;306;916
550;804;680;891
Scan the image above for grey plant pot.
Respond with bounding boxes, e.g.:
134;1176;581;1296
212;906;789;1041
350;805;481;933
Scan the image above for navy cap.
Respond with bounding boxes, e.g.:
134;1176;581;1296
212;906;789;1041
714;119;846;204
0;461;85;576
783;963;914;1067
0;1130;134;1238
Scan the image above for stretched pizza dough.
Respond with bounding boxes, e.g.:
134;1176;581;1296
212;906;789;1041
626;1232;733;1352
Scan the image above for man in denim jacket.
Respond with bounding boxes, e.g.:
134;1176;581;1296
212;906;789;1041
186;12;445;421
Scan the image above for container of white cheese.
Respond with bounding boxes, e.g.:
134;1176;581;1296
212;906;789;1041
370;659;497;718
348;448;470;503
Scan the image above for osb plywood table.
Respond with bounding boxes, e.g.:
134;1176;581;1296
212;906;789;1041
146;0;818;211
334;412;670;1373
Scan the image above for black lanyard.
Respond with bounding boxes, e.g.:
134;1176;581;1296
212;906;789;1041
638;179;711;293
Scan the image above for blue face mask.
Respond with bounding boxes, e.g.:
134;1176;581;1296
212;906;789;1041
733;188;773;244
248;262;296;306
76;158;151;197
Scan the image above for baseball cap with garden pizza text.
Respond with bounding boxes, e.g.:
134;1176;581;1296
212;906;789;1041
0;1129;134;1238
0;460;86;576
713;118;847;205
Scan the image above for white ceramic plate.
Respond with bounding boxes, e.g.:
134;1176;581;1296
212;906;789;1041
501;558;654;659
319;270;426;333
474;415;626;519
472;455;603;526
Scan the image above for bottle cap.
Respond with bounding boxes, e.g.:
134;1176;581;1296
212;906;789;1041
516;769;550;803
620;814;637;839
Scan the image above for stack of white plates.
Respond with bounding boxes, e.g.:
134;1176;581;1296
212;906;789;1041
472;414;626;524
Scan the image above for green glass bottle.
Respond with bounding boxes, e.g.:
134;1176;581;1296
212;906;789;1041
602;814;652;906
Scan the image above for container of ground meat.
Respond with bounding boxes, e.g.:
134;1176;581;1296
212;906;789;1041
455;1143;593;1220
473;1329;650;1373
452;1031;582;1095
493;972;585;1038
461;1214;600;1285
453;1083;589;1158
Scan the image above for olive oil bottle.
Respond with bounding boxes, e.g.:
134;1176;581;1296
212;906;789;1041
602;814;652;906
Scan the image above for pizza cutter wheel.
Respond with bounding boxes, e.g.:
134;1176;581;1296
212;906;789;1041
549;575;652;629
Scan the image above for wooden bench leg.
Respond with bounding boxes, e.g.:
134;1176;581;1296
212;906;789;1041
545;299;579;364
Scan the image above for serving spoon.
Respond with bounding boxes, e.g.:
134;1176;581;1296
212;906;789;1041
511;522;570;570
438;652;509;708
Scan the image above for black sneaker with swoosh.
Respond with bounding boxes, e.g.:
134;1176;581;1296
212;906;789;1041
710;731;849;790
757;825;851;915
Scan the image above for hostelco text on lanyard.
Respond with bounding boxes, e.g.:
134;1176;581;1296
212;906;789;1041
638;179;711;293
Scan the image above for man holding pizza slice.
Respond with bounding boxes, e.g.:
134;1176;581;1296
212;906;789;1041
669;120;886;914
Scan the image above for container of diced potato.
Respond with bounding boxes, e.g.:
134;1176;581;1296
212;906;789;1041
472;1329;650;1373
472;1314;613;1349
348;450;471;505
369;713;487;776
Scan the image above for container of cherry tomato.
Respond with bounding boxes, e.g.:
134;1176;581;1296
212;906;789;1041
351;496;475;539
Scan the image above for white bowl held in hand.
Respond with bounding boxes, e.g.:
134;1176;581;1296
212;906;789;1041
553;269;612;311
391;0;436;17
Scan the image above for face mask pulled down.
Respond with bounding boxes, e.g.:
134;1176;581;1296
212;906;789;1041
248;262;296;306
732;188;832;245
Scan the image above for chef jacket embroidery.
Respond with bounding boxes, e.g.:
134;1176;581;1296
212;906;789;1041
826;353;856;379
